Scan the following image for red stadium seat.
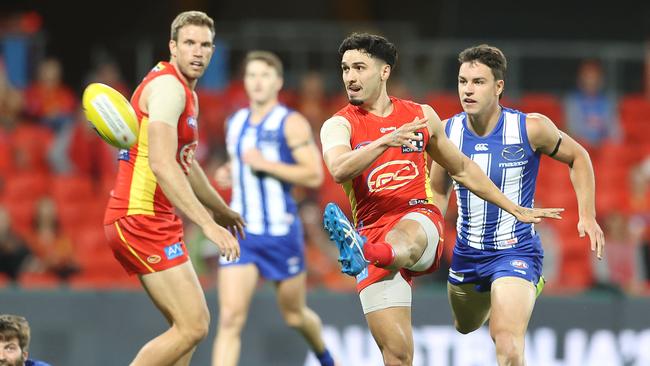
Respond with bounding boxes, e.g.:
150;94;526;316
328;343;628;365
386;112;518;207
72;225;108;256
558;237;594;290
17;272;61;289
74;242;134;290
2;172;49;202
2;199;36;236
69;271;141;290
425;92;462;121
58;200;105;235
619;95;650;121
51;175;94;205
196;90;228;144
0;273;10;288
620;119;649;146
0;132;14;181
10;124;53;174
517;93;565;129
1;173;45;234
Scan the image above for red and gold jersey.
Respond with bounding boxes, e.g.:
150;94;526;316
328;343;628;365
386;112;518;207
334;97;434;230
104;61;198;224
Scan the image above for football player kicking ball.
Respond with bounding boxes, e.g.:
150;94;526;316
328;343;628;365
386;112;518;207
320;33;562;366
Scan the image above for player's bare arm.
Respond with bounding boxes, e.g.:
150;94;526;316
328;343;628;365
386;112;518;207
428;119;455;216
321;115;427;183
526;113;604;259
422;104;563;223
187;159;245;239
242;112;323;188
145;76;240;260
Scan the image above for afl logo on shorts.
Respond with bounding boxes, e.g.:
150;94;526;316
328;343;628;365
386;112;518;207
367;160;419;192
147;255;161;264
502;145;525;161
510;259;529;269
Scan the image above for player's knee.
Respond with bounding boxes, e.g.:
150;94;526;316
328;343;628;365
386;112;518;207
218;306;247;331
493;331;524;362
282;308;305;329
177;312;210;345
381;348;412;366
377;337;412;366
406;243;424;264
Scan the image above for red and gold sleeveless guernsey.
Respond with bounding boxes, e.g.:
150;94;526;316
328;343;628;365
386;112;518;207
105;61;198;223
103;61;198;275
335;96;444;291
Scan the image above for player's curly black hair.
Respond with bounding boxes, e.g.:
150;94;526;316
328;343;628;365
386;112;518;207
338;33;398;69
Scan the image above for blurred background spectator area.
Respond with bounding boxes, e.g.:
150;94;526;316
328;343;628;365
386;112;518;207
1;3;650;295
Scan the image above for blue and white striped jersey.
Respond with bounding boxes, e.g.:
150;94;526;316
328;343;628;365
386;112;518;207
226;105;298;236
445;107;541;251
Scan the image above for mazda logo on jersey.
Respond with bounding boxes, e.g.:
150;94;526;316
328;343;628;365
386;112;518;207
367;160;419;192
502;145;526;161
401;132;424;153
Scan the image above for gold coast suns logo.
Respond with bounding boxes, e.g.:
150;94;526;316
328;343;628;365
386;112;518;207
179;141;198;174
367;160;419;192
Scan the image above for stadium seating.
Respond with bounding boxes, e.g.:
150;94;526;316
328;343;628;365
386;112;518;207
17;271;61;289
51;175;94;204
10;123;53;173
517;93;565;129
425;92;462;120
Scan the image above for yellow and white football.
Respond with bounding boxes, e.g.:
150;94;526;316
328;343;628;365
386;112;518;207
82;83;138;149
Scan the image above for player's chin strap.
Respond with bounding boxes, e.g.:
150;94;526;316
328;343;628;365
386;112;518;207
548;133;563;157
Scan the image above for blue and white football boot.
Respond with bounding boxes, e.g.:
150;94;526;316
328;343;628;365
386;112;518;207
323;202;369;276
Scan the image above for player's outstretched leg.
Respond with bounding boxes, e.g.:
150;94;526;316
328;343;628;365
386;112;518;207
323;202;369;276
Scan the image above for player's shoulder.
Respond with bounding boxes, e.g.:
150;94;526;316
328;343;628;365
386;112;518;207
524;111;552;124
523;111;556;132
322;114;351;129
146;74;185;98
522;111;559;143
284;109;310;129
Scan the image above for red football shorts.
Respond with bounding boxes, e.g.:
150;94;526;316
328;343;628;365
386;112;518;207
104;215;189;275
356;204;445;292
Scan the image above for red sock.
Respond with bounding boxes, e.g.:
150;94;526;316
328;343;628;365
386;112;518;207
363;241;395;267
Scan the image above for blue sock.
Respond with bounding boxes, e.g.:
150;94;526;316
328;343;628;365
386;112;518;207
316;349;335;366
